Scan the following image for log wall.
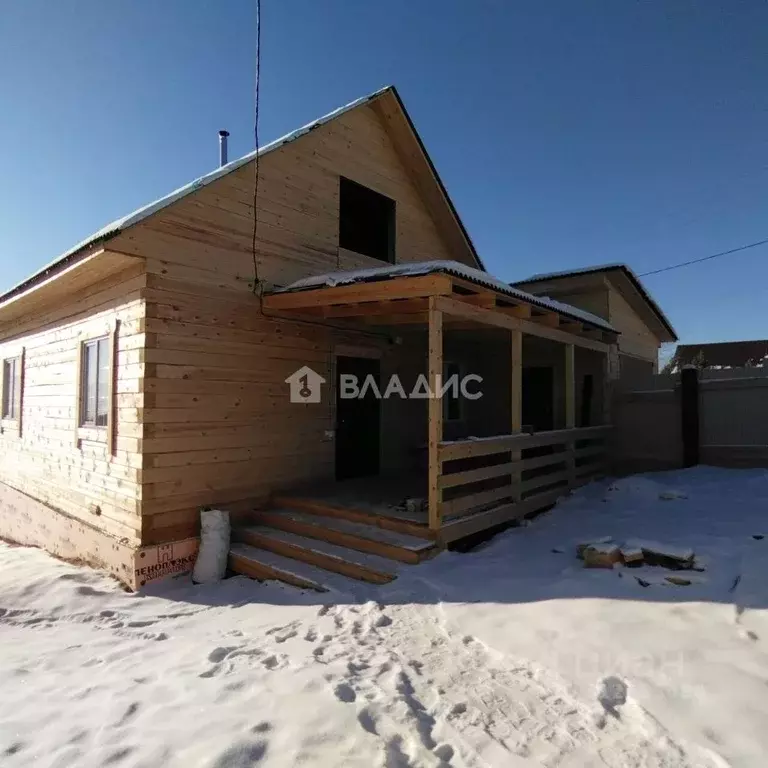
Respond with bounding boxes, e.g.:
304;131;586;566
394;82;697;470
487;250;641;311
106;100;478;545
0;264;147;546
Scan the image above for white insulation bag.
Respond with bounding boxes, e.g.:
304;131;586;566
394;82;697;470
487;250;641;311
192;509;231;584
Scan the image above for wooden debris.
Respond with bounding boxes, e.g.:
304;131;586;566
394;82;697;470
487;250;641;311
659;490;688;501
620;546;644;567
577;537;613;559
583;544;623;569
665;575;692;586
627;540;695;571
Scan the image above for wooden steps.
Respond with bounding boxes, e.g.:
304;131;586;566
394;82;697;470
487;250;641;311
235;524;397;585
229;544;330;592
228;499;441;590
272;495;435;540
257;509;436;565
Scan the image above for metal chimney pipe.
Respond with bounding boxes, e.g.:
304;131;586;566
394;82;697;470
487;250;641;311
218;130;230;167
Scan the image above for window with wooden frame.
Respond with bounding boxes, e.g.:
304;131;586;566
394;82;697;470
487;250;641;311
1;356;22;421
79;336;110;427
339;176;396;263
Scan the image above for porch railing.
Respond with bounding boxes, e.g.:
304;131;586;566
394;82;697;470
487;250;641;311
432;425;612;533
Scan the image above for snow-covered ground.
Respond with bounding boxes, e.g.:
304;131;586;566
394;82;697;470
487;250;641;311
2;466;768;767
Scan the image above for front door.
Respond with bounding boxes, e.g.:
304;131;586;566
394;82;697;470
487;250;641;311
335;356;381;481
522;366;554;432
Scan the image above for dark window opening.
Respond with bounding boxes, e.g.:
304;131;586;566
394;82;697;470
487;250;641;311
339;177;395;262
580;374;594;427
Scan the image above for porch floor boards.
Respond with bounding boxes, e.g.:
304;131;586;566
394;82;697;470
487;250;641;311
277;474;431;528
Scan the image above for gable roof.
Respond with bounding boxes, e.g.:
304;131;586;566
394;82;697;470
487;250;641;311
0;85;483;305
672;340;768;369
513;263;678;342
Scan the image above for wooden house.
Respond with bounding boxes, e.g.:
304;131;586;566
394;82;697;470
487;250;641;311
0;86;625;590
514;264;677;379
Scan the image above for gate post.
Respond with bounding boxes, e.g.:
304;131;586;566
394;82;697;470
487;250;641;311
680;366;700;467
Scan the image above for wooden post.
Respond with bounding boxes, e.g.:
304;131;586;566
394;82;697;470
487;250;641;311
565;343;575;429
106;320;120;458
18;347;25;438
511;330;522;501
74;340;84;448
565;343;576;486
601;346;619;425
680;366;700;467
427;297;443;531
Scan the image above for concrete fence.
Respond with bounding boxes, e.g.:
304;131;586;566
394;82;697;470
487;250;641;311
613;367;768;473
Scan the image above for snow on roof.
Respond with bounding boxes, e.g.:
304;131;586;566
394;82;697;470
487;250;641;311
2;86;396;303
513;262;677;342
274;260;617;332
515;263;626;284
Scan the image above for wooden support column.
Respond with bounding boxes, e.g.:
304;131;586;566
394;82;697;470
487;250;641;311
106;319;120;458
511;330;523;501
565;343;576;486
17;346;25;438
600;345;619;425
428;297;444;531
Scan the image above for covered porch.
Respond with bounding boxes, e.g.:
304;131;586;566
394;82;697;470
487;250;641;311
263;262;618;545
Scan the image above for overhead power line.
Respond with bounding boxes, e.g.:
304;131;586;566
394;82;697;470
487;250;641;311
251;0;262;294
639;237;768;277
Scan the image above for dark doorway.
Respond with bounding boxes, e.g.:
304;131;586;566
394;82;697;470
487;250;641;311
522;366;554;432
580;374;594;427
335;356;381;481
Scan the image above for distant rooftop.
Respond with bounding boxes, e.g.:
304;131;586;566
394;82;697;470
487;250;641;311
672;340;768;369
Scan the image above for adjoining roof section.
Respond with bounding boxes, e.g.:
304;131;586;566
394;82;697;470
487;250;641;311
513;263;677;342
0;85;483;306
273;260;617;332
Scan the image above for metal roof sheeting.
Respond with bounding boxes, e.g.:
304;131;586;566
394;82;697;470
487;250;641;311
273;260;617;332
513;263;677;341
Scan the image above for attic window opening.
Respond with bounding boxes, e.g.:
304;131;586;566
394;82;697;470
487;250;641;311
339;177;395;263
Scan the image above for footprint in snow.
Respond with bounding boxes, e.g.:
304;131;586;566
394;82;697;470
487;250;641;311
260;654;286;671
333;682;356;703
597;675;628;717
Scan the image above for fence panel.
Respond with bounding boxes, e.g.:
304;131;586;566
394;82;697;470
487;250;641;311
614;367;768;471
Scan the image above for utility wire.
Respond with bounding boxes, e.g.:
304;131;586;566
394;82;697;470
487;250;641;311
251;0;262;294
639;237;768;277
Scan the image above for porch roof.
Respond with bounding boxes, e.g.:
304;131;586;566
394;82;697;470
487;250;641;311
263;261;618;353
270;260;616;333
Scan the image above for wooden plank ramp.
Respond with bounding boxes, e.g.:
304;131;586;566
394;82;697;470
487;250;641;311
229;501;441;590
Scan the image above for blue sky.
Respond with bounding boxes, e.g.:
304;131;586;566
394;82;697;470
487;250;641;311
1;1;766;346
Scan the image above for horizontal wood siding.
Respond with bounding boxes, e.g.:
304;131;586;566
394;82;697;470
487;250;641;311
0;265;147;544
110;102;471;294
105;99;479;545
140;275;397;544
608;287;659;365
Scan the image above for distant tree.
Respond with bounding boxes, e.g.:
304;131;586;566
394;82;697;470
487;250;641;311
691;349;707;370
